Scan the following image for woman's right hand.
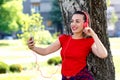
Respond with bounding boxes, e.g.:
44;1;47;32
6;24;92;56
27;37;35;50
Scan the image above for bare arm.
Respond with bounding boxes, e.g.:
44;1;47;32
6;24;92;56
83;27;108;59
27;37;61;56
91;34;108;58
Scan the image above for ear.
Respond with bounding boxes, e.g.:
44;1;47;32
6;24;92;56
82;11;89;28
83;22;88;28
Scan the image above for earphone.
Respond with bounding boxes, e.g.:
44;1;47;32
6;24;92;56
82;11;89;28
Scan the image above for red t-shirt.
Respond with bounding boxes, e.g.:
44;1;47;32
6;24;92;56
59;34;94;76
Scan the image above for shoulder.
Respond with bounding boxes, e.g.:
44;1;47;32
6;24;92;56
59;34;70;44
87;37;94;41
59;34;69;38
86;37;94;45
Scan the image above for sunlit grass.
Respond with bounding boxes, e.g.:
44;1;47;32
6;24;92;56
0;74;31;80
0;62;61;80
109;37;120;49
114;57;120;74
113;55;120;79
0;39;49;51
0;39;28;51
0;71;39;80
0;39;23;46
0;56;31;60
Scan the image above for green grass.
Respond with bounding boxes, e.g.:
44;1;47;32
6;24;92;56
0;39;28;51
109;37;120;49
0;39;60;80
0;40;23;46
0;56;31;60
0;62;61;80
0;71;39;80
0;39;49;51
0;75;31;80
113;55;120;77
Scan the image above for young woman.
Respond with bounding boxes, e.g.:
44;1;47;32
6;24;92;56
27;11;108;80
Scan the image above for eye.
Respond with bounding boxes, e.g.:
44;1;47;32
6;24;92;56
70;19;81;23
70;20;73;23
76;20;80;23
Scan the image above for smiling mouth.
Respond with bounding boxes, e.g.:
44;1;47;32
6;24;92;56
71;26;78;31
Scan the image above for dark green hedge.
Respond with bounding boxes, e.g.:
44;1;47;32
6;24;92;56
0;62;9;74
9;64;22;73
47;56;61;65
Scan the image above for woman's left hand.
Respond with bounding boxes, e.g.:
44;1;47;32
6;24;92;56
83;27;96;37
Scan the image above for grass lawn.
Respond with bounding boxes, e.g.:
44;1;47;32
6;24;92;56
0;62;61;80
0;38;120;80
113;55;120;80
0;73;32;80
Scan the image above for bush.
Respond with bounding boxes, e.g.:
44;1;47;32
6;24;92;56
38;30;54;45
0;62;9;74
20;28;54;45
9;64;22;73
47;56;61;65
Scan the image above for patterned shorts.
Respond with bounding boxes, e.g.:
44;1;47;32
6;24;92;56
62;67;94;80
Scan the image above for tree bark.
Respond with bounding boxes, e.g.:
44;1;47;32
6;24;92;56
58;0;115;80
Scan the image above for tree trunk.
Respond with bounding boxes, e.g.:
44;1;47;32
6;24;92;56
58;0;115;80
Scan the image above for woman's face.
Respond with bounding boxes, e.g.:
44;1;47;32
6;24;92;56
70;14;84;34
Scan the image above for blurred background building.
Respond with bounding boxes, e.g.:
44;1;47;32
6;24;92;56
107;0;120;37
110;0;120;20
23;0;63;34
